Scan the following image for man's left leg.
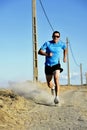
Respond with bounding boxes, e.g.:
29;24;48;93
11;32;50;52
53;70;60;104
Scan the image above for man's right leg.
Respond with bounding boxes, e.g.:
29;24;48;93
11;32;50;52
46;75;55;95
46;75;53;88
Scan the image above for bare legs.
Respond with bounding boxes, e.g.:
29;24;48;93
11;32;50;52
46;70;60;96
54;70;60;96
46;75;54;89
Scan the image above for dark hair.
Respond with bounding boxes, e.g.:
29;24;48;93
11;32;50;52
52;31;60;37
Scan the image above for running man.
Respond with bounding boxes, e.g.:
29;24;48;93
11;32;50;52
38;31;67;104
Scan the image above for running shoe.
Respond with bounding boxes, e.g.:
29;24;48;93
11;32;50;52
54;96;59;104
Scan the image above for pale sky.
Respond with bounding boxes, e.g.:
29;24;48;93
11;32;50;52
0;0;87;86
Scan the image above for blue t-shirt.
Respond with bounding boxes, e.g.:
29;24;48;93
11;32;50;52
40;40;66;66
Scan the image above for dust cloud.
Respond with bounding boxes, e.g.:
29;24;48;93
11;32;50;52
8;81;54;105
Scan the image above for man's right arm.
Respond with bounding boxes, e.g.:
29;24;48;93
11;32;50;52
38;49;53;57
38;49;48;56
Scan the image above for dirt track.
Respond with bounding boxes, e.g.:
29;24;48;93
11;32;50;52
25;87;87;130
0;84;87;130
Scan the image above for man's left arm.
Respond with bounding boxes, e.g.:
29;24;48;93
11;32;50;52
63;48;67;62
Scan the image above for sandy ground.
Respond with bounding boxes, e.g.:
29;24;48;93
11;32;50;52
0;81;87;130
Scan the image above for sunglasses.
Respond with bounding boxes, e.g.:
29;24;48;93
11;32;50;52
53;35;60;38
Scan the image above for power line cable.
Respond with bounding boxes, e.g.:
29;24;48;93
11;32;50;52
39;0;54;32
69;42;80;67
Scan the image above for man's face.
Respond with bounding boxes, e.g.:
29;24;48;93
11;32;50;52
52;33;60;43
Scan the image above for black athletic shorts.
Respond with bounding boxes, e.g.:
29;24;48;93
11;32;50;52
45;63;63;75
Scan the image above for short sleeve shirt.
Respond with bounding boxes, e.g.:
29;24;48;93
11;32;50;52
40;40;67;66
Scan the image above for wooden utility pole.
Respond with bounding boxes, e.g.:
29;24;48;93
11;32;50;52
85;72;87;85
66;37;70;86
80;63;83;86
32;0;38;82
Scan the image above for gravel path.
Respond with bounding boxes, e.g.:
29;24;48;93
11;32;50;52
25;87;87;130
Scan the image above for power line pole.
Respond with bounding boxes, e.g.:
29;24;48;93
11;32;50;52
66;37;70;86
80;63;83;86
85;72;87;85
32;0;38;82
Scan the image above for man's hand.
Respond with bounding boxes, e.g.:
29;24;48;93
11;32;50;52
48;52;53;57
